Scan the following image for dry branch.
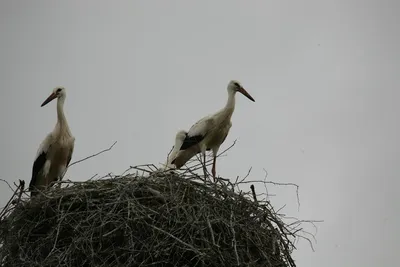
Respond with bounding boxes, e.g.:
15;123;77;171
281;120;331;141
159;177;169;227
67;141;117;169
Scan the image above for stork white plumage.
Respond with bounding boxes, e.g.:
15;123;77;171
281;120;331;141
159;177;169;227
29;87;75;197
163;130;188;170
171;80;255;179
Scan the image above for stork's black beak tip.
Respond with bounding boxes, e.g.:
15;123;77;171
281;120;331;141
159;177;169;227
41;92;57;107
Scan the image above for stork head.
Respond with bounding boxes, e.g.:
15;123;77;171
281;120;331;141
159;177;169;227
41;87;66;107
227;80;255;102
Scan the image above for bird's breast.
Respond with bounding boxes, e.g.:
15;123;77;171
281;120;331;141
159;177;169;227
50;139;73;162
204;123;231;148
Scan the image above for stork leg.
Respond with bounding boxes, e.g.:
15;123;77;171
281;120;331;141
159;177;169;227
211;148;219;182
211;156;216;181
202;151;208;178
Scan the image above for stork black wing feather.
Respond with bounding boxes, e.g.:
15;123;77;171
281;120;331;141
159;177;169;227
171;132;211;165
66;153;72;168
29;151;47;192
179;134;205;150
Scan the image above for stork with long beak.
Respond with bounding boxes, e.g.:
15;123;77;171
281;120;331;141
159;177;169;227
29;87;75;197
171;80;255;179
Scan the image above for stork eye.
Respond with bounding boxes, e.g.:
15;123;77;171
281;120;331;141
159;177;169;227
56;88;62;93
234;82;240;87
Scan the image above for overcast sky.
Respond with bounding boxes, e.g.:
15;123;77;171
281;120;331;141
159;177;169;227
1;1;399;266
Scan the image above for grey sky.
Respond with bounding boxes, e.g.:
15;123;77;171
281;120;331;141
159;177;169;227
1;1;399;266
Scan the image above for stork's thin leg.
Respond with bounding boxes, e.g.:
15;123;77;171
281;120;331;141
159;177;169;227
202;152;208;178
211;156;216;181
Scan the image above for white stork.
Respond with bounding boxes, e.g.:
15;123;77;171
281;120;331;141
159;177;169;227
171;80;255;179
29;87;75;197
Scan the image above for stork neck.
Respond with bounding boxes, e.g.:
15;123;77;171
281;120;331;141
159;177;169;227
224;90;236;115
56;97;71;134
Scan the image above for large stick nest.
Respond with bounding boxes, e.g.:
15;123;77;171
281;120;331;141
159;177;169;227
0;160;304;267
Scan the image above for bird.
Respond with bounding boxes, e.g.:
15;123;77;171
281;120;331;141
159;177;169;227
171;80;255;179
29;87;75;197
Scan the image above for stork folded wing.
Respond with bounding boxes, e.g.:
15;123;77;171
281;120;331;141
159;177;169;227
180;134;205;150
29;151;47;193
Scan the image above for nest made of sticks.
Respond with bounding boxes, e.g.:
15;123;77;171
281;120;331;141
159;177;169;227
0;157;307;267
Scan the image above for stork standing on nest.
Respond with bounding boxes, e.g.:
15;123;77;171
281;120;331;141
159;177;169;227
29;87;75;197
171;80;255;179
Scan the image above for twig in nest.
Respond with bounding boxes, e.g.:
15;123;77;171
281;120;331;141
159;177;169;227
150;224;204;256
230;205;240;266
165;145;174;165
14;180;25;206
54;141;117;188
0;179;14;192
263;169;301;211
236;167;253;190
250;184;258;204
266;180;300;202
67;141;117;169
0;180;24;219
207;217;217;247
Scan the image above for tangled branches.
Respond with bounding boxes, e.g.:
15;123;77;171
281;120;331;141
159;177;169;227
0;144;316;267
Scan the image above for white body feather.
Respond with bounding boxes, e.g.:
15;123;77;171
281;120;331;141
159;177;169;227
33;132;74;187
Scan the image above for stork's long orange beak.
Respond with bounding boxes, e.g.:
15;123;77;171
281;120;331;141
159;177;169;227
41;93;57;107
238;87;255;102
